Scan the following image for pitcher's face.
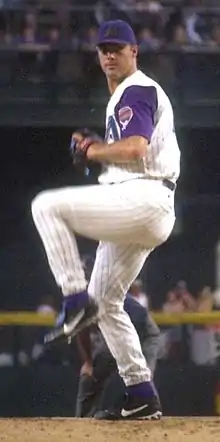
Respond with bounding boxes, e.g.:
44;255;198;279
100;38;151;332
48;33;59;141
97;43;138;82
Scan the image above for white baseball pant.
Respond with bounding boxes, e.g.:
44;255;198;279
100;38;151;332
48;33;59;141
31;178;175;385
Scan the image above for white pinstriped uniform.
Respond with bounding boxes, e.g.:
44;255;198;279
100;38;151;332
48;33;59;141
32;70;180;386
99;70;180;184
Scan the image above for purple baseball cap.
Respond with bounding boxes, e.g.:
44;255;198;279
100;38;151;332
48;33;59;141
97;20;137;47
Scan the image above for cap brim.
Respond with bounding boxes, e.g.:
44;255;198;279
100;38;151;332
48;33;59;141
97;39;131;47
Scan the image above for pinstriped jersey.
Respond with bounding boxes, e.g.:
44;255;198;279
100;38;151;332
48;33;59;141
98;70;180;185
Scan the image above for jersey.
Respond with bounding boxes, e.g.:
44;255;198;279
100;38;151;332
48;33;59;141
98;69;180;185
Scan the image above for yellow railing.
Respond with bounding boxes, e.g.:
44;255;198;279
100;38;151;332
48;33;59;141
0;311;220;326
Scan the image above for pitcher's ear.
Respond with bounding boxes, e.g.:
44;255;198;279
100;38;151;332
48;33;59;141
132;45;138;57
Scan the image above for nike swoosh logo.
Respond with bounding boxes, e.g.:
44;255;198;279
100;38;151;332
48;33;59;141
63;310;85;335
121;404;149;418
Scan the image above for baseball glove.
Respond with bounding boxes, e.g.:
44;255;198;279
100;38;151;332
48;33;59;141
70;128;102;167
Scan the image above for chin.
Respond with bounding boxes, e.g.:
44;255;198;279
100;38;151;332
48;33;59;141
106;70;121;81
106;69;117;77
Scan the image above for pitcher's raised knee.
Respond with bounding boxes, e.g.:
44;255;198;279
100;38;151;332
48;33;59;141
31;190;56;219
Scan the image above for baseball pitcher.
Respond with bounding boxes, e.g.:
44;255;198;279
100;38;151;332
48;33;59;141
31;19;180;420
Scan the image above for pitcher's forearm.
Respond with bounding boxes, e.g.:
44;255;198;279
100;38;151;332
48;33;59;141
87;136;148;163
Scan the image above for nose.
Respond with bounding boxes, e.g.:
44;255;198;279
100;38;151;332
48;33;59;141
106;52;116;59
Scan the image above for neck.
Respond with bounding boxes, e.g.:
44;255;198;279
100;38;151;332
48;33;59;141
107;67;137;95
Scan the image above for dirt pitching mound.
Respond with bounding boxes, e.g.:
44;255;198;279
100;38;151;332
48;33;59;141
0;417;219;442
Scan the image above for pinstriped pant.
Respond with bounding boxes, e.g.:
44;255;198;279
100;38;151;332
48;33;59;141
31;178;175;385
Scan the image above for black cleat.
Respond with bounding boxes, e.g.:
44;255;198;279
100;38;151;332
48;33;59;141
44;297;98;345
121;393;162;420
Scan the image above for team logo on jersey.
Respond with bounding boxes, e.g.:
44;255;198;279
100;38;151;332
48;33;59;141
105;115;120;142
118;106;133;131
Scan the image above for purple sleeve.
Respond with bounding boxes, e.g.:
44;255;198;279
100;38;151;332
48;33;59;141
115;85;158;141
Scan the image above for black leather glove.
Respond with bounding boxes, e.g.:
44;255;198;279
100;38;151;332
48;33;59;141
70;128;102;167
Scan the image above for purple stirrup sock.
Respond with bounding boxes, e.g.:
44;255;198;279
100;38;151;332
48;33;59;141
64;291;89;311
126;381;154;399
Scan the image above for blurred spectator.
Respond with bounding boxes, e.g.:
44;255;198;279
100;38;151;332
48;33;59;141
94;1;108;25
162;289;185;313
184;4;203;44
175;280;196;311
48;27;61;46
196;286;214;312
0;1;219;52
164;7;183;43
135;1;162;16
146;1;163;14
161;290;187;363
135;0;162;13
108;0;136;24
190;286;219;367
129;279;148;308
17;23;40;45
81;26;98;51
210;24;220;47
138;26;161;50
24;12;37;30
19;25;35;44
213;289;220;311
171;24;189;45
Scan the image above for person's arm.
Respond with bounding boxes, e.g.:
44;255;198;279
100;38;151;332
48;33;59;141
76;329;93;375
87;135;147;163
75;85;157;164
182;292;196;311
75;328;97;418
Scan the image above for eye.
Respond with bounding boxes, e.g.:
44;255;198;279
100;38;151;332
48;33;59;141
98;44;125;54
115;45;125;52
